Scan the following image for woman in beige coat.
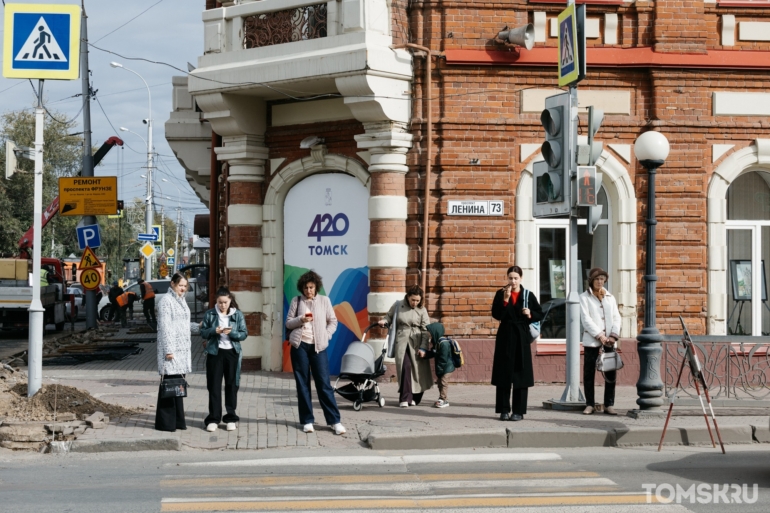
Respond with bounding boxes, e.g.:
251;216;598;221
379;285;432;407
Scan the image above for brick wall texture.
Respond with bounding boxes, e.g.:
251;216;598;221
216;0;770;379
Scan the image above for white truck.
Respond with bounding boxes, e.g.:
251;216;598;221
0;258;67;331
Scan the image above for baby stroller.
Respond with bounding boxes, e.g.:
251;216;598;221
333;323;387;411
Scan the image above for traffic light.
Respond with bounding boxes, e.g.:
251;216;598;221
577;106;604;166
533;92;572;218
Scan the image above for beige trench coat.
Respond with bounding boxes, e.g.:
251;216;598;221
384;301;433;394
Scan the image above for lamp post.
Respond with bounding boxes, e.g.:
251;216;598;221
162;178;183;275
111;62;153;281
630;131;670;418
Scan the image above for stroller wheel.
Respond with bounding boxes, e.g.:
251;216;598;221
353;401;363;412
378;396;385;408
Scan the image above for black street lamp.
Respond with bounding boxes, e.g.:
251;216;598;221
630;131;670;417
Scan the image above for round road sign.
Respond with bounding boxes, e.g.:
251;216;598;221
79;268;101;290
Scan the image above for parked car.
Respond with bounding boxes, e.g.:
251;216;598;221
539;298;566;340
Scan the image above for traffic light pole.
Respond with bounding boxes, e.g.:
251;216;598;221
554;85;585;408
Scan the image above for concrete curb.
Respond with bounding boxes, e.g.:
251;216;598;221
367;429;507;450
365;425;757;450
507;427;615;448
69;437;181;453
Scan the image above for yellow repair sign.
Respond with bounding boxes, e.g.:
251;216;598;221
58;176;118;216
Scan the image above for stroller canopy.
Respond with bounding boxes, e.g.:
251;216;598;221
340;342;375;376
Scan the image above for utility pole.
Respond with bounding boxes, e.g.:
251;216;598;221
80;5;98;329
27;80;45;397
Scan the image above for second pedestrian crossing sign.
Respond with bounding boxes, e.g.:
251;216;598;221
2;3;81;80
557;5;578;87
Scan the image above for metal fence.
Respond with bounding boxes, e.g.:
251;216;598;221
663;335;770;405
243;4;328;49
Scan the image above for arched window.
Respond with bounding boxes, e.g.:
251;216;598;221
536;186;611;342
725;171;770;336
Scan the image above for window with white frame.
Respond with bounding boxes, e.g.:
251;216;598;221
535;187;611;351
725;170;770;336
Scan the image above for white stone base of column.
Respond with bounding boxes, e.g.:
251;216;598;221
368;291;404;315
240;335;261;359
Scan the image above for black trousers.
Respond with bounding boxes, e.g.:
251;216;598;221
143;297;156;323
205;348;239;425
496;384;529;415
155;374;186;432
584;345;616;407
117;306;127;327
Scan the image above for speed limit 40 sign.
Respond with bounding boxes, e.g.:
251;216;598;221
79;268;101;290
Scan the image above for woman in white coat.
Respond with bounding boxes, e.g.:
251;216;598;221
579;267;622;416
155;273;192;431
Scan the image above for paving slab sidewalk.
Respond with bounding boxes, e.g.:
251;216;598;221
21;322;770;452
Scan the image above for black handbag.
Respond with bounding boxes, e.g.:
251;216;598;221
159;377;188;398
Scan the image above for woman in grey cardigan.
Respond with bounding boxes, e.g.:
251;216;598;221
155;273;192;432
285;270;346;436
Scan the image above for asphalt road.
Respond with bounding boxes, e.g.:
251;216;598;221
1;445;768;513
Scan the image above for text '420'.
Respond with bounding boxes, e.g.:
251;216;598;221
308;213;349;241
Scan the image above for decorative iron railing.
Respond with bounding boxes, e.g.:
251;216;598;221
663;337;770;402
243;4;328;49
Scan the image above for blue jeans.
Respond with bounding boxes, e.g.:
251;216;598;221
290;342;341;425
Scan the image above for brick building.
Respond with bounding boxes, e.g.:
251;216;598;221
166;0;770;379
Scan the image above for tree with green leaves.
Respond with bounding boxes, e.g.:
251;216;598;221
0;108;178;284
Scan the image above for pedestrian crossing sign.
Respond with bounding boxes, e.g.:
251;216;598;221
557;5;579;87
2;3;81;80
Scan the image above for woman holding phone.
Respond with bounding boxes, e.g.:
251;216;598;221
285;271;346;435
491;265;543;421
200;287;248;432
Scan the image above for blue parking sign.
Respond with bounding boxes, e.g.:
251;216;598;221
76;224;101;250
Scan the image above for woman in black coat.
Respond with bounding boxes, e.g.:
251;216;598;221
491;265;544;421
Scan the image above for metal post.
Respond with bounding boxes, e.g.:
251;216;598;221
549;85;585;409
145;116;153;281
80;8;98;329
630;159;666;417
28;80;46;397
174;207;181;275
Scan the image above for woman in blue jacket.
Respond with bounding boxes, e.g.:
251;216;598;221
200;287;248;432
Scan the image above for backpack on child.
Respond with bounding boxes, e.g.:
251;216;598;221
448;337;464;368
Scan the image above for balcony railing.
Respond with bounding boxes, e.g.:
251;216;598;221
243;3;328;49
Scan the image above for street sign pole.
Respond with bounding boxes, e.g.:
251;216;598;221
79;7;98;329
27;80;45;397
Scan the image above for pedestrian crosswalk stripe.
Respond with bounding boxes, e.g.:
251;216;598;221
162;471;599;488
160;493;660;511
14;17;67;62
177;452;562;468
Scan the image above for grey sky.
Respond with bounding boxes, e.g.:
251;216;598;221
0;0;205;232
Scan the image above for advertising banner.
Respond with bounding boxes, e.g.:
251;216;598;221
283;173;369;374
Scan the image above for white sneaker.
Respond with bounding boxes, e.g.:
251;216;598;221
399;402;409;408
333;423;347;435
410;400;417;406
206;423;217;432
226;422;236;431
303;423;314;433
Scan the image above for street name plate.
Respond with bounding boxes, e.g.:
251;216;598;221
447;200;504;216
